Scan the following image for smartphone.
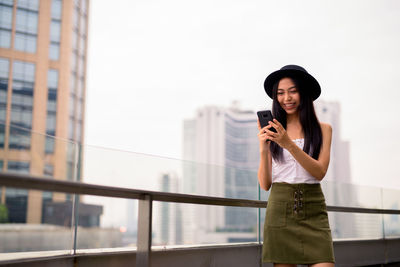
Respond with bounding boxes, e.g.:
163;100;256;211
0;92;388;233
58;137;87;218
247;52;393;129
257;110;276;132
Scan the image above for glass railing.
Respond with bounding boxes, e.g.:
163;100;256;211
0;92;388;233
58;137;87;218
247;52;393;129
0;122;399;261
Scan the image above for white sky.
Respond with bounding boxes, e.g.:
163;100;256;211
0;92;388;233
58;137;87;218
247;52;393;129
84;0;400;191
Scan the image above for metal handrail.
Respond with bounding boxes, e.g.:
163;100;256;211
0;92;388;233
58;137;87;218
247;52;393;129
1;171;400;267
0;172;399;214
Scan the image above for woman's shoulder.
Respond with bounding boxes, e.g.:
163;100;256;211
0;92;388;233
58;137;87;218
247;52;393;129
319;122;332;136
319;122;332;130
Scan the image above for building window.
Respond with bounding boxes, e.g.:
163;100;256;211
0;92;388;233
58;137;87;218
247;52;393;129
17;0;39;11
14;1;39;53
49;0;62;60
45;69;58;153
7;160;30;173
5;160;30;222
68;118;74;140
9;61;35;150
50;0;62;20
0;2;13;48
69;73;76;140
44;164;54;177
49;43;59;60
0;57;9;148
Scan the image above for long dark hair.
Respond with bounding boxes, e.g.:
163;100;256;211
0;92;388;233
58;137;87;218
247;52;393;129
270;76;322;162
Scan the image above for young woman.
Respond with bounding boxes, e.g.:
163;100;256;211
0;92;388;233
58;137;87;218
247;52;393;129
258;65;335;266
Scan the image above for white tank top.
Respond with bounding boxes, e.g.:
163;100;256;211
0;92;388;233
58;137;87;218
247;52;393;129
272;138;320;184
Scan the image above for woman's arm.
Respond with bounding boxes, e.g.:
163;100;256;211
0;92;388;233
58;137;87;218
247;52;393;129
266;120;332;181
257;121;273;191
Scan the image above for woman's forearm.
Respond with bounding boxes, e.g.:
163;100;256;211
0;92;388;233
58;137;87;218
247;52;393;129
258;152;272;190
286;142;327;180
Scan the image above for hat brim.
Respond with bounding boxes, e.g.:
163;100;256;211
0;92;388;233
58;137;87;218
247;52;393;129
264;69;321;100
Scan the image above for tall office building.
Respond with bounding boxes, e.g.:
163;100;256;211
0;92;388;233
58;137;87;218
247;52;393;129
315;100;357;239
183;104;259;243
153;173;183;245
0;0;89;224
314;100;351;183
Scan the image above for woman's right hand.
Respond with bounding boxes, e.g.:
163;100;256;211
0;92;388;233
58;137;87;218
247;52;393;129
257;120;271;153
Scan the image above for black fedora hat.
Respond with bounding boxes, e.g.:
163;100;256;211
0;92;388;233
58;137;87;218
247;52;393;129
264;65;321;100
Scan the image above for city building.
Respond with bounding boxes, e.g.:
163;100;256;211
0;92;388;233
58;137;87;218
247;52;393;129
0;0;89;224
153;172;182;246
314;100;351;183
315;100;359;239
182;103;259;243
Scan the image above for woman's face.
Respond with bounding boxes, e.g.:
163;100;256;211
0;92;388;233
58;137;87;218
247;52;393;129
277;77;300;115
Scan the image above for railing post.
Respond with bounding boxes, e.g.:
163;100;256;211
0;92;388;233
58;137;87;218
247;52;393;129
72;143;82;254
136;194;153;267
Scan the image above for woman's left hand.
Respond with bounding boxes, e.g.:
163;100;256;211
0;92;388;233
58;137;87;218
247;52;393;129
265;119;292;149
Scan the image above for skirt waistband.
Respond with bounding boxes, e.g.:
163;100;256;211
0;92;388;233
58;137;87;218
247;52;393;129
269;182;325;203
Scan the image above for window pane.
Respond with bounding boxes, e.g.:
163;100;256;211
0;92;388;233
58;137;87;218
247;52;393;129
80;14;86;35
9;127;31;149
79;36;85;56
71;53;77;71
69;95;75;117
5;187;28;223
50;20;61;42
0;0;13;6
14;33;37;53
17;0;39;11
13;60;35;82
0;124;5;148
44;164;54;177
10;107;32;128
70;73;76;94
81;0;87;14
0;57;9;79
0;29;11;48
72;30;78;50
46;113;56;135
47;69;58;88
49;43;60;60
68;119;74;140
76;99;82;120
0;5;13;29
76;120;81;141
51;0;62;20
73;7;79;29
16;9;38;34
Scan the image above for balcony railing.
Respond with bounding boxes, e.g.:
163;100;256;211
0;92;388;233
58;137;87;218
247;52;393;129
1;172;400;267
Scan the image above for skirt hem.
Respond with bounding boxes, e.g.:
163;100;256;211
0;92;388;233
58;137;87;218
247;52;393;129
262;258;335;264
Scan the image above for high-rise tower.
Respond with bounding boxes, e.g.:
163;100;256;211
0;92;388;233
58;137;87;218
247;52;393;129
183;104;259;243
0;0;89;224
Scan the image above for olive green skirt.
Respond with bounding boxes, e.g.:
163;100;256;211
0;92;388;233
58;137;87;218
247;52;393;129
262;182;335;264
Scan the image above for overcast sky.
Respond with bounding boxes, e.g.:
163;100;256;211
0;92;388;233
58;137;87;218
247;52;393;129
83;0;400;191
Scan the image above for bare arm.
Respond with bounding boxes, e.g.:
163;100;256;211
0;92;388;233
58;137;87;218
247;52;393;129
257;120;273;191
266;120;332;181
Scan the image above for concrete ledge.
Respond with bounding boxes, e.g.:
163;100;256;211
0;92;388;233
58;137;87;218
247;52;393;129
1;239;400;267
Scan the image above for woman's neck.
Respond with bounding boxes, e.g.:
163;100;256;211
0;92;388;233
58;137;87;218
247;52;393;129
286;112;300;124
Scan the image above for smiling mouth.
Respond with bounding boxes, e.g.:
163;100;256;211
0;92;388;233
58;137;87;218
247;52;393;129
284;103;296;108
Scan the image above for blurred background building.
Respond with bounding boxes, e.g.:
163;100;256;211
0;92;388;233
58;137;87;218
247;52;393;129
153;172;183;245
183;103;259;243
0;0;89;224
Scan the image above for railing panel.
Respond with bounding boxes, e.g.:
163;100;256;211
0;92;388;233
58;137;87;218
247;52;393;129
152;202;259;247
0;187;74;259
75;194;138;250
